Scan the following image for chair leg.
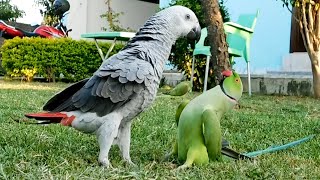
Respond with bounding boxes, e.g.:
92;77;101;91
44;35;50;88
204;55;210;91
229;56;234;67
247;62;252;96
190;55;195;90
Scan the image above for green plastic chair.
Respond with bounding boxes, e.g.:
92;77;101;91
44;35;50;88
190;10;259;95
190;28;212;91
224;10;259;96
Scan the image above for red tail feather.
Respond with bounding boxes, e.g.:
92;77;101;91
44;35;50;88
25;112;75;126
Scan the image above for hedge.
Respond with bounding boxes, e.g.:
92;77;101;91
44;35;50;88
0;37;125;82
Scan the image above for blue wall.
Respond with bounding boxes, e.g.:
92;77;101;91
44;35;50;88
225;0;291;74
160;0;292;74
160;0;171;8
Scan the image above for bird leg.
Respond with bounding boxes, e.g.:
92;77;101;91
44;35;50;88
95;113;122;167
163;138;178;162
117;121;136;166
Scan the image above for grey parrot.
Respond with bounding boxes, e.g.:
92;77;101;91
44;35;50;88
25;5;201;167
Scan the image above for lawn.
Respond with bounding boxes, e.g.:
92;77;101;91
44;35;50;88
0;80;320;179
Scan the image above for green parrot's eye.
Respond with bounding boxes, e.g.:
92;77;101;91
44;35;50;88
235;78;239;83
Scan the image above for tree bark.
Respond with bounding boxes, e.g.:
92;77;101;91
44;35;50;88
311;54;320;98
200;0;231;86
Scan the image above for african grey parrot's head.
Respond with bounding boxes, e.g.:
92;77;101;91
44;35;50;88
154;5;201;41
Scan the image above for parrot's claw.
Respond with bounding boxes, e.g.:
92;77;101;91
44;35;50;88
162;152;173;162
125;159;137;167
99;158;113;168
176;164;190;171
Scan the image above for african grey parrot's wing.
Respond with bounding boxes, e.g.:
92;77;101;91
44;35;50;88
43;78;89;111
43;55;156;117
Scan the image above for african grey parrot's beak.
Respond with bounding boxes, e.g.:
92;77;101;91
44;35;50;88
187;24;201;41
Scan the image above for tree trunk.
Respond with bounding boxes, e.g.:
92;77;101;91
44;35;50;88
296;1;320;98
200;0;231;86
311;55;320;98
290;8;306;53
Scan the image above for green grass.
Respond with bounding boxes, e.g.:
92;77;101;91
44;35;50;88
0;80;320;179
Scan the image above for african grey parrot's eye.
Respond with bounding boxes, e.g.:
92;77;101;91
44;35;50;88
185;14;191;20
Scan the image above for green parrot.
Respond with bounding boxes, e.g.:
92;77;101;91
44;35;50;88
166;81;192;96
167;70;244;169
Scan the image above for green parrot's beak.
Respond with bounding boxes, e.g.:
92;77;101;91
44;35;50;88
222;70;232;77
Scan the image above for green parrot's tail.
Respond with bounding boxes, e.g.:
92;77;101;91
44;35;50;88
221;147;253;160
243;134;315;158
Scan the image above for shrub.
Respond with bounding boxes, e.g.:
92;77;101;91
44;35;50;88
0;37;125;82
168;0;230;91
0;60;6;76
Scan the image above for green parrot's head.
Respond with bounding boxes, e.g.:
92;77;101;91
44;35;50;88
221;70;243;101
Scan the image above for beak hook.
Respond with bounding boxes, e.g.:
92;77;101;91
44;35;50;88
222;70;233;77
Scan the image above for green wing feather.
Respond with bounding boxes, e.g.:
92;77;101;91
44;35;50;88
201;109;222;161
175;99;190;126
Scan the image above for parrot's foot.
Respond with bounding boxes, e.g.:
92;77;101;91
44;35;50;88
99;158;113;168
124;158;137;167
176;163;191;170
162;152;174;162
176;159;193;170
162;153;171;162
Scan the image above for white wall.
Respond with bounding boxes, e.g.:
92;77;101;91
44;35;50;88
112;0;158;32
67;0;88;39
86;0;109;33
67;0;158;39
282;52;311;72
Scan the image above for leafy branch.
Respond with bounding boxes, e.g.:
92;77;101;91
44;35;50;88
0;0;25;21
101;0;133;32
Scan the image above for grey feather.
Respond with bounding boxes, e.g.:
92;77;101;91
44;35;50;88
119;71;127;78
95;78;107;97
125;83;134;92
133;84;144;94
135;77;144;84
111;71;120;78
42;78;89;111
121;85;132;97
97;70;112;77
91;98;111;116
91;78;102;96
73;88;91;108
136;68;146;80
126;69;137;82
144;79;151;87
101;80;111;98
108;82;121;93
118;76;128;83
80;96;98;112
